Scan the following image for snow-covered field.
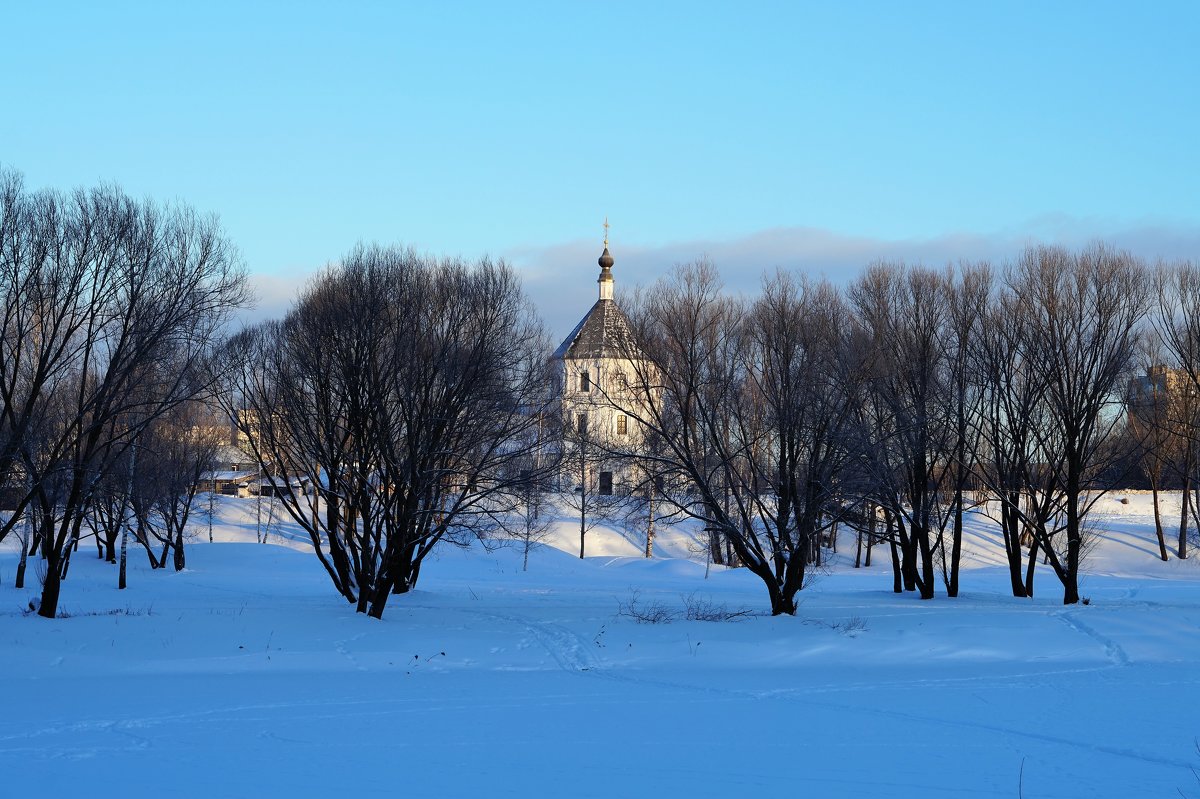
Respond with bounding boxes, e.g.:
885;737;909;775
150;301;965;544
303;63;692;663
1;494;1198;798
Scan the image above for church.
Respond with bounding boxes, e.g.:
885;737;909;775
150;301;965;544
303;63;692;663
552;229;647;495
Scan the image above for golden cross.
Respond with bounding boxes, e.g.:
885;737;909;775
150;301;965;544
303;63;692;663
603;216;609;249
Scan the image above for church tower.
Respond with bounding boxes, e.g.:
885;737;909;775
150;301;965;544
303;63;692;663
553;225;641;494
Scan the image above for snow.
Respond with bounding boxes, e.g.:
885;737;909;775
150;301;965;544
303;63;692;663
1;493;1199;798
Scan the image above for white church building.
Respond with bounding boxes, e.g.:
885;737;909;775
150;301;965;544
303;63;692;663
552;233;649;495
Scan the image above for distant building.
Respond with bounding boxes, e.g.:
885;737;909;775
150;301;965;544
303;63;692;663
199;444;260;497
232;408;264;453
553;232;652;495
1127;365;1198;427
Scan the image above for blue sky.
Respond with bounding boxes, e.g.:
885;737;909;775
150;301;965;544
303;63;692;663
3;1;1198;335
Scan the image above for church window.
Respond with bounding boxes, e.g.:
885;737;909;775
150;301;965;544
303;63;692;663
577;413;588;436
580;370;591;392
616;414;628;435
599;471;613;495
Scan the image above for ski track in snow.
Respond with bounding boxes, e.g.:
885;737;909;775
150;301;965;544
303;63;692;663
1053;609;1131;667
427;584;1200;776
430;603;1194;773
419;605;602;673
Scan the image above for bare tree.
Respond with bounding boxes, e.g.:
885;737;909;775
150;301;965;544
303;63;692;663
941;263;990;596
559;413;619;558
1124;355;1192;562
221;244;554;618
849;263;956;600
1010;245;1149;604
0;172;248;617
743;272;865;601
137;398;226;571
603;262;861;615
1151;261;1200;559
971;280;1060;597
618;458;670;558
509;471;554;572
496;413;559;571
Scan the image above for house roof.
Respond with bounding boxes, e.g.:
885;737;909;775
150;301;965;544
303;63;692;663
213;444;255;465
200;469;259;483
553;298;636;361
256;474;310;487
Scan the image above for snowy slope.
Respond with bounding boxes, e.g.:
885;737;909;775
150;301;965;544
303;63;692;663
0;494;1198;798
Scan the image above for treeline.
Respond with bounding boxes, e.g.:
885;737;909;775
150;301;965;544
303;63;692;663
596;246;1200;614
222;239;1197;620
5;168;1197;622
0;170;248;618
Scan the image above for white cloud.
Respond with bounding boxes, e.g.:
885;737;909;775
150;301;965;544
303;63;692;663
236;218;1200;342
512;219;1200;340
235;271;318;326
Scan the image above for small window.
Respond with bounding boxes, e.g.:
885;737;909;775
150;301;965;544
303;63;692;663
599;471;613;495
616;414;628;435
577;413;588;436
580;371;591;392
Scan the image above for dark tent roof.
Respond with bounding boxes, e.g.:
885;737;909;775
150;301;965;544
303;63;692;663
553;298;636;360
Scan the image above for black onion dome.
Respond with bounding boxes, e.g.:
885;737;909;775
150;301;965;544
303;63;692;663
598;247;614;270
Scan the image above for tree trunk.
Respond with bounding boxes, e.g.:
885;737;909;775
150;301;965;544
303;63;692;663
312;467;320;533
885;510;901;593
367;571;394;618
325;496;354;596
765;574;797;616
1179;473;1190;559
15;535;28;589
37;507;65;616
578;508;586;559
916;521;936;600
388;544;421;596
1024;533;1039;598
896;518;918;593
38;552;62;619
60;513;86;580
1150;471;1168;561
15;503;32;589
59;536;74;580
865;511;874;567
1002;493;1026;597
644;487;655;558
948;486;963;597
119;520;129;590
889;537;902;593
709;529;724;566
1062;468;1082;605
